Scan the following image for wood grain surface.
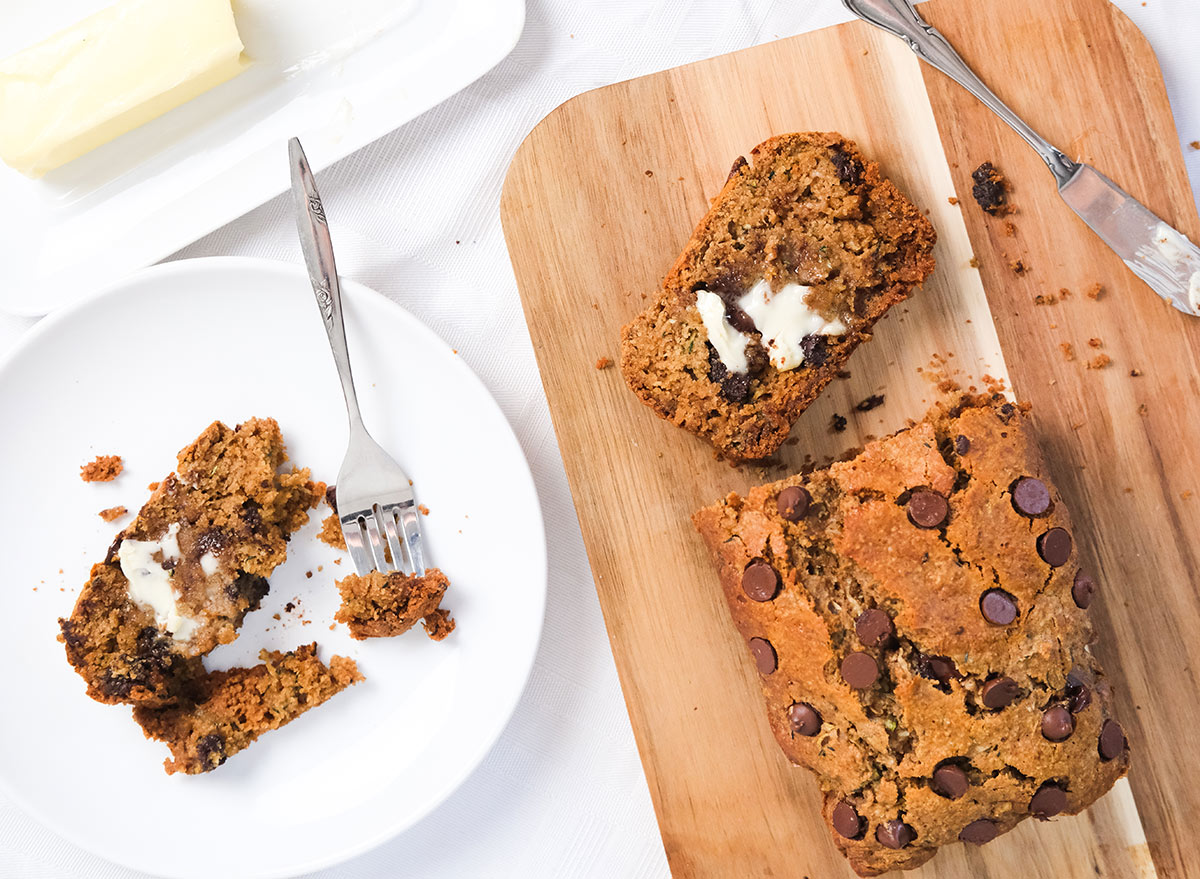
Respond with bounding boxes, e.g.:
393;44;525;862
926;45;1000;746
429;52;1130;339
501;0;1197;875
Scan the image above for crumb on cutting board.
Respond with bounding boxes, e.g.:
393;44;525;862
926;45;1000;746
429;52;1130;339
595;356;613;370
1085;283;1105;300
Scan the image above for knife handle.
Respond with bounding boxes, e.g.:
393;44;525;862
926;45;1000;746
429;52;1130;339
841;0;1078;186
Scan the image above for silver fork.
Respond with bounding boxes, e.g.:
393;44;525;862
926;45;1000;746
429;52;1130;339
288;137;426;577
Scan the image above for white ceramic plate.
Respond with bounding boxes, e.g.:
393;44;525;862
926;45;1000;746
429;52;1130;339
0;257;546;878
0;0;525;317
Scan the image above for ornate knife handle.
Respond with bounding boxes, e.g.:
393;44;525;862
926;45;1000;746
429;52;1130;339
841;0;1078;186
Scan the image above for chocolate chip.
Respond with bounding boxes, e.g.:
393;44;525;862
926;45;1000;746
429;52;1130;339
1099;720;1127;761
742;561;780;602
914;652;958;684
104;533;124;564
721;372;751;404
1072;569;1096;609
325;484;338;513
1037;528;1072;567
799;334;829;366
971;162;1007;215
830;149;863;185
1065;672;1092;714
196;733;227;771
832;801;865;840
727;155;749;182
875;819;916;849
980;589;1018;625
907;490;949;529
776;486;811;521
1029;782;1068;819
932;763;969;799
831;413;848;433
841;652;879;689
981;676;1020;709
1041;706;1075;742
195;528;230;556
748;638;777;675
1012;477;1052;517
226;573;269;607
788;702;822;736
855;609;895;648
241;500;264;535
954;435;970;455
959;818;999;845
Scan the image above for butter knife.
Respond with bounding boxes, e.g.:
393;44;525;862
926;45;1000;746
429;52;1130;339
843;0;1200;317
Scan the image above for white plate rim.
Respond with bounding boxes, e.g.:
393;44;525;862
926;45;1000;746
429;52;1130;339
0;255;549;878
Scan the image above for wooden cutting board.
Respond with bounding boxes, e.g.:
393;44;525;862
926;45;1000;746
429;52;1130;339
500;0;1200;875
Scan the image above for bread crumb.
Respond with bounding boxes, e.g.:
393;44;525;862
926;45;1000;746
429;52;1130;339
1182;490;1193;500
80;455;123;482
1138;403;1149;416
830;414;847;433
1087;338;1103;348
147;482;159;491
1010;259;1028;276
948;196;959;205
305;571;313;579
968;257;980;268
98;506;127;522
1060;343;1075;361
1129;368;1142;377
855;394;885;412
418;504;430;516
1190;141;1200;150
1059;287;1072;300
1087;354;1112;369
329;623;337;630
1085;283;1105;300
317;512;346;551
1034;292;1057;306
595;356;613;370
1004;221;1017;237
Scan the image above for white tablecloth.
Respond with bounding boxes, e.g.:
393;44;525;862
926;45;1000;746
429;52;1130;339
3;1;1198;876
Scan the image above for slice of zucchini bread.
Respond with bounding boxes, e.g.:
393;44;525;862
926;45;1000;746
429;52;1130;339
620;132;936;461
692;396;1129;875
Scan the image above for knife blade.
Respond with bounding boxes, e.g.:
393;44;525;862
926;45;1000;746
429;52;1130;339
843;0;1200;317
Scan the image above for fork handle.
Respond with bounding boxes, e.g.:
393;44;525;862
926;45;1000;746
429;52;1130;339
288;137;366;429
841;0;1078;187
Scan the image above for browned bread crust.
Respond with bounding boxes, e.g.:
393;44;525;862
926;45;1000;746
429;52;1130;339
693;396;1129;875
133;643;362;774
621;133;936;461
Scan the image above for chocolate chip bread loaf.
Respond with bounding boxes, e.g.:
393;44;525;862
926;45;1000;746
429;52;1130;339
693;396;1129;876
621;133;936;461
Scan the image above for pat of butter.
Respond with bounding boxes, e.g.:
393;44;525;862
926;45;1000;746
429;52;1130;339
695;281;846;374
737;280;847;370
0;0;248;177
117;523;200;642
695;289;750;374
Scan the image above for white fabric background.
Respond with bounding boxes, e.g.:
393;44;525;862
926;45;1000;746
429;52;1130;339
2;1;1198;877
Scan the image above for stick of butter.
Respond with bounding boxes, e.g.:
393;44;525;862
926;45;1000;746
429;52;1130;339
0;0;248;178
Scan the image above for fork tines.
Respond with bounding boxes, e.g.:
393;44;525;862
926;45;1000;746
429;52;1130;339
342;500;426;578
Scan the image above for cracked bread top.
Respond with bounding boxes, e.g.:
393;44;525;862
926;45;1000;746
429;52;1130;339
620;132;936;461
59;418;324;707
693;396;1129;876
